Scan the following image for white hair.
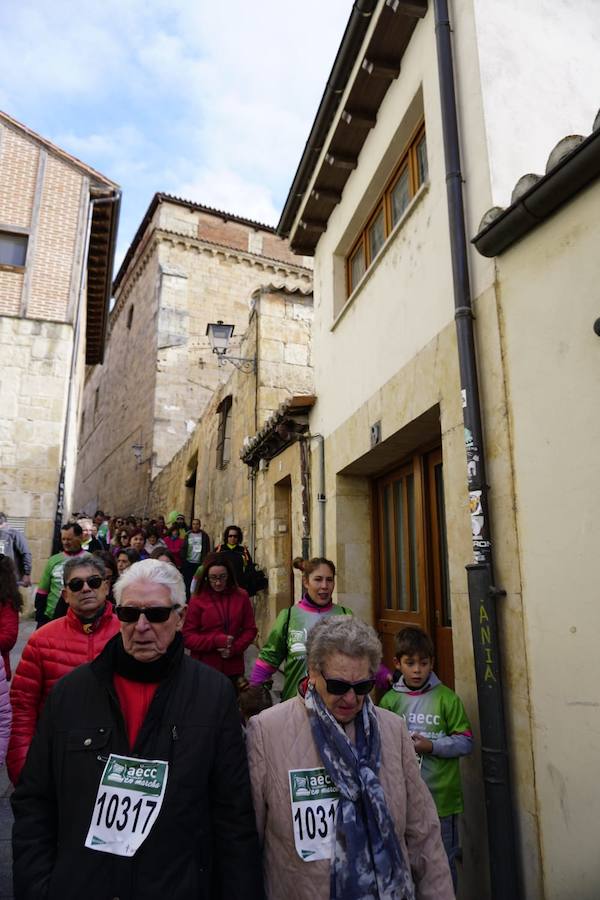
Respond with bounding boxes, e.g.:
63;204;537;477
113;558;186;608
306;616;382;675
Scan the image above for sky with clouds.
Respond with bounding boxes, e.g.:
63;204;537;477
0;0;351;263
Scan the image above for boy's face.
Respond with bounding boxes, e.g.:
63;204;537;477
395;653;433;690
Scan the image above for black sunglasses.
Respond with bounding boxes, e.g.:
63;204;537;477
323;675;375;696
66;575;104;592
116;606;177;624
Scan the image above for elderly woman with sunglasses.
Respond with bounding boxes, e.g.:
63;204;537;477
183;552;257;686
7;553;119;785
12;559;263;900
247;616;453;900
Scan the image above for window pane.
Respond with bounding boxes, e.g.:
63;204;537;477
382;485;393;609
368;208;385;262
435;463;451;625
394;480;407;611
416;134;428;185
407;474;419;612
350;244;365;291
390;168;410;228
0;232;27;266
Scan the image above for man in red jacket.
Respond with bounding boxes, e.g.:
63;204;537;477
7;553;119;784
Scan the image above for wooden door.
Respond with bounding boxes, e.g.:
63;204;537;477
373;447;454;687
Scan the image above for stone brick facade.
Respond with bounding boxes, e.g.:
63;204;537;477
146;285;314;638
73;197;312;516
0;112;118;580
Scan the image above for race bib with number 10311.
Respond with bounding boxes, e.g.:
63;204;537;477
85;754;168;857
288;767;340;861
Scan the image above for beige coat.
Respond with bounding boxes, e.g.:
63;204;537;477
247;696;454;900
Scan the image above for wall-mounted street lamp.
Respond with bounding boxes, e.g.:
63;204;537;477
132;442;143;465
205;320;256;374
131;443;153;466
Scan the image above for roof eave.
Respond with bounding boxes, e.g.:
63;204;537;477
472;128;600;258
277;0;427;254
85;190;121;365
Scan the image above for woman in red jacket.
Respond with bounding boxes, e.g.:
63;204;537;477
0;554;22;679
164;524;185;569
183;552;257;685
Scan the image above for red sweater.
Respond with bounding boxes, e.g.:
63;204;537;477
113;675;159;750
8;604;119;784
183;586;257;676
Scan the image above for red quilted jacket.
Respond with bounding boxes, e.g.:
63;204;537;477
0;602;19;679
7;604;119;785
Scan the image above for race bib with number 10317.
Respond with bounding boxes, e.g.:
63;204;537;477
85;754;168;857
289;767;340;861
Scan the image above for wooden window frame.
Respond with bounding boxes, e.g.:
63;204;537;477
346;121;427;296
0;227;29;272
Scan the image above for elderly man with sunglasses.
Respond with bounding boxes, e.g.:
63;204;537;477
7;553;118;785
12;558;263;900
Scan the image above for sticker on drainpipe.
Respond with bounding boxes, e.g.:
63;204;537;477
461;389;467;408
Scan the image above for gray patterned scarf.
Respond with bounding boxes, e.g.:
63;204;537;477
305;686;416;900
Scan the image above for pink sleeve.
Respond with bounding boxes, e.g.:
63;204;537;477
249;658;277;686
0;657;12;765
375;663;392;692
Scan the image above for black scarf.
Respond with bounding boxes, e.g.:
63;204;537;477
111;632;184;683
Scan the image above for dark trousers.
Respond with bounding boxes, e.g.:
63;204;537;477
182;560;198;600
440;813;459;893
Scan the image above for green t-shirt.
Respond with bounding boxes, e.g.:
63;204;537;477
38;550;86;618
259;603;352;701
380;680;472;817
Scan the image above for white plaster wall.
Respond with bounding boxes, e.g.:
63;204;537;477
308;1;496;440
496;180;600;899
473;0;600;208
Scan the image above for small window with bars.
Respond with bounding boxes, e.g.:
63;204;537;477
216;396;233;469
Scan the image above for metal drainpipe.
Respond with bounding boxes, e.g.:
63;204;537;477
433;1;521;896
311;434;326;558
299;437;311;561
249;297;260;560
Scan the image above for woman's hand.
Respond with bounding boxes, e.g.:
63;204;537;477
217;636;234;658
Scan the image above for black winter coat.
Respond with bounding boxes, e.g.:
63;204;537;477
12;637;264;900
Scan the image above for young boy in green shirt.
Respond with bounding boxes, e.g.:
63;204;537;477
380;626;473;891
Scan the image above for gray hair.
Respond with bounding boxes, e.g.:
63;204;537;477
306;615;382;675
113;558;186;608
63;553;106;584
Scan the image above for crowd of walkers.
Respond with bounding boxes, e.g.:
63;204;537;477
0;506;474;899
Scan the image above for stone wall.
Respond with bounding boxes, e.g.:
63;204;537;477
74;200;313;517
148;285;314;636
0;115;111;577
0;317;72;580
74;242;160;516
